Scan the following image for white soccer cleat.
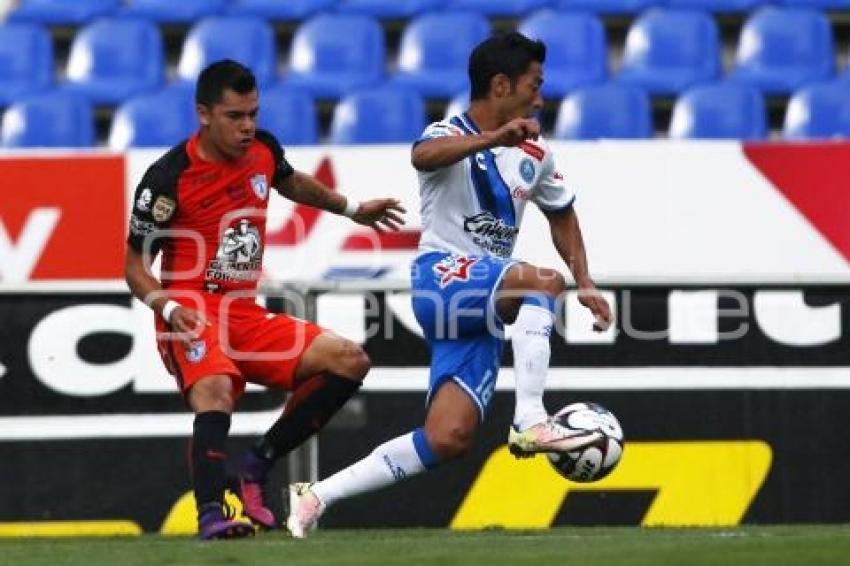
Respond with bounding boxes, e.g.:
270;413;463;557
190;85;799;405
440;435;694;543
508;418;603;458
286;482;325;539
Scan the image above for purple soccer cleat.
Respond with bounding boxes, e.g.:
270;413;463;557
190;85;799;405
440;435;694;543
198;502;256;540
237;450;278;529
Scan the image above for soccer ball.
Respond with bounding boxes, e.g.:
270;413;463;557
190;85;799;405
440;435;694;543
546;402;624;483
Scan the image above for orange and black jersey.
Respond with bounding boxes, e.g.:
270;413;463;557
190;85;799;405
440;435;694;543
127;129;295;294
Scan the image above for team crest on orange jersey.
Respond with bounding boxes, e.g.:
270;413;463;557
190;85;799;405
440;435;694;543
250;173;269;200
185;339;207;363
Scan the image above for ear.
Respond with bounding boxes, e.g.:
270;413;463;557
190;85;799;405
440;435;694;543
197;104;211;127
491;74;511;98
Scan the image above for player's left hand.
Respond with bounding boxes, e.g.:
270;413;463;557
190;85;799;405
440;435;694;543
352;198;407;232
578;286;612;332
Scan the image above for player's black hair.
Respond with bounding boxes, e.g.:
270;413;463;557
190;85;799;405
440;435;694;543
468;32;546;101
195;59;257;106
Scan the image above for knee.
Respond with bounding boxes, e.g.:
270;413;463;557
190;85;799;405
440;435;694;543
335;339;370;382
428;423;475;461
535;268;566;298
189;375;235;413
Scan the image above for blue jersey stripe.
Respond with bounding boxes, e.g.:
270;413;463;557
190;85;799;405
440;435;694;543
450;116;498;217
481;150;516;225
460;112;480;134
450;116;516;226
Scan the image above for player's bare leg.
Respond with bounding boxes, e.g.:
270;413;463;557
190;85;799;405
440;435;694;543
422;381;480;460
188;374;256;540
287;382;474;538
238;333;368;529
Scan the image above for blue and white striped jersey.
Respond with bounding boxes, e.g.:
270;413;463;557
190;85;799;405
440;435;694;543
415;112;576;259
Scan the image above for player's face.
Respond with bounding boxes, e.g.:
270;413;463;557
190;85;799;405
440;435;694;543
200;88;259;159
507;62;544;120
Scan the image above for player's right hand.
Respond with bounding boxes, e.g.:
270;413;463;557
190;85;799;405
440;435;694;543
490;118;540;147
578;287;613;332
168;306;209;345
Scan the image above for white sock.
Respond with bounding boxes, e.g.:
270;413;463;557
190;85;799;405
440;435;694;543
512;304;554;431
311;429;436;508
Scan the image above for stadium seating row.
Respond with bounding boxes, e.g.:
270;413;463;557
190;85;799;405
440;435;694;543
2;80;848;148
7;0;850;25
2;7;849;108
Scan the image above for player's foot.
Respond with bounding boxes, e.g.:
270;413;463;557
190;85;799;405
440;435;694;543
197;502;256;540
508;418;603;458
286;482;325;539
237;451;277;529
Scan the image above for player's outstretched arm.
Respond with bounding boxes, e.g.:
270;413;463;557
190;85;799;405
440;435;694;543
546;208;612;332
412;134;497;171
277;171;406;232
412;118;540;172
124;247;207;343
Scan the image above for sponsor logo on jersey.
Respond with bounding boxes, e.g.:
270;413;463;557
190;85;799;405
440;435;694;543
135;188;152;212
463;212;518;258
519;158;535;183
151;196;176;223
206;219;263;283
250;173;269;200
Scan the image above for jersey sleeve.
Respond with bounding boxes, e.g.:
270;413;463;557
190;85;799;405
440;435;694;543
532;146;576;214
255;129;295;186
413;120;464;147
127;166;177;256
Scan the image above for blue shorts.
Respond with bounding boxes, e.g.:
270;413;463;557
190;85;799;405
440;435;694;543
411;251;518;419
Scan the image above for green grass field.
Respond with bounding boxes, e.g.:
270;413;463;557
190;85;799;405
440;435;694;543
2;526;849;566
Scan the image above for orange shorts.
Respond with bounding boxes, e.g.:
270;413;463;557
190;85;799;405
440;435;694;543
155;294;323;399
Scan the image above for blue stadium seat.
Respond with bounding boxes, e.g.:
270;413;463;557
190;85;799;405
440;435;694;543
445;91;470;118
391;12;490;98
669;83;767;139
0;23;53;106
258;86;318;145
730;7;834;95
554;83;652;139
336;0;444;19
330;86;425;144
518;10;606;98
666;0;767;11
447;0;551;16
8;0;119;25
783;81;850;140
122;0;226;23
228;0;337;19
555;0;659;14
63;18;163;105
778;0;850;8
1;92;94;147
618;9;721;95
108;87;196;149
178;17;276;87
286;14;385;99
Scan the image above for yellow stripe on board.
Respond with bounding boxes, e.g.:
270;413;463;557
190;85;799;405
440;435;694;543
0;520;142;537
451;440;772;529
